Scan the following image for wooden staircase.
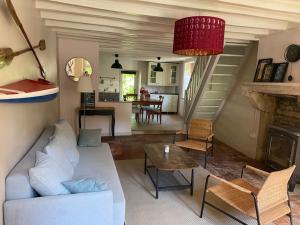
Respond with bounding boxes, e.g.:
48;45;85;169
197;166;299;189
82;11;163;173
184;43;251;122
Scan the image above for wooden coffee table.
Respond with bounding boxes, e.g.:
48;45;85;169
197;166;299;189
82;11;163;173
144;143;199;199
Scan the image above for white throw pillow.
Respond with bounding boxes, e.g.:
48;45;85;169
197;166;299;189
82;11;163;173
55;119;79;167
55;119;77;145
43;135;75;174
29;151;73;196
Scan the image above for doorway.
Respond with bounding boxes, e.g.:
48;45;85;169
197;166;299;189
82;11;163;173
121;71;139;96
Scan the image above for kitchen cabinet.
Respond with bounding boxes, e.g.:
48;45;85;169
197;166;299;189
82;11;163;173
148;62;179;86
151;94;179;113
148;62;164;86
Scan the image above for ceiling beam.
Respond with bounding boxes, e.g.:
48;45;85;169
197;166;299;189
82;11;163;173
217;0;300;15
46;19;258;41
36;1;175;26
46;0;289;30
45;20;173;38
41;10;269;36
40;11;173;33
52;28;173;44
128;0;300;23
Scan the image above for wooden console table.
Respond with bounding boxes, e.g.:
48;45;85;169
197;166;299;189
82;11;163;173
78;107;115;137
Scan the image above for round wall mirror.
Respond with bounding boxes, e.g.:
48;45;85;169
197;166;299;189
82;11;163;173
65;57;93;82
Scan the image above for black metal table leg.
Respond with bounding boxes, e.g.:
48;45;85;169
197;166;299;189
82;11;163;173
156;168;159;199
144;153;147;175
190;169;194;196
111;113;115;137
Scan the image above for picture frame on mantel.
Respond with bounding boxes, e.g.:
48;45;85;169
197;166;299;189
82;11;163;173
261;63;277;82
253;58;273;82
272;62;289;82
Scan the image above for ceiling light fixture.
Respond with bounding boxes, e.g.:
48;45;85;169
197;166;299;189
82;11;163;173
111;54;123;69
153;57;163;72
173;16;225;56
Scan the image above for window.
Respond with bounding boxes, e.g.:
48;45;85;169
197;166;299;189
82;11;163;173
121;71;136;95
182;61;195;96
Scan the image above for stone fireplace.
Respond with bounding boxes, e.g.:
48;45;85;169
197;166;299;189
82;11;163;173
243;82;300;187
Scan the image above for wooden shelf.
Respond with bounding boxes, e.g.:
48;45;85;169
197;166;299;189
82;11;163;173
243;82;300;97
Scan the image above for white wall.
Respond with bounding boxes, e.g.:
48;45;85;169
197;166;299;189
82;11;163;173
58;38;99;132
258;28;300;82
99;53;178;94
0;1;58;224
58;41;132;135
214;43;259;159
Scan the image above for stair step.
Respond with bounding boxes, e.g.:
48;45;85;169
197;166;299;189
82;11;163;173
200;98;224;101
220;53;244;57
225;42;249;47
208;82;229;85
198;105;219;108
196;112;216;115
205;90;226;93
212;73;233;77
216;64;239;67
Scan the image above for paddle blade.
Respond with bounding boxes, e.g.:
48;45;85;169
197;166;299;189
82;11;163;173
0;48;13;68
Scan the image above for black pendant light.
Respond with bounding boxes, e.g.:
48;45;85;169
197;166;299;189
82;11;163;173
111;54;123;69
153;57;163;72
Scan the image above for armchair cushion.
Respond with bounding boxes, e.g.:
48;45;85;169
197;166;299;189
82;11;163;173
208;178;258;217
175;139;212;152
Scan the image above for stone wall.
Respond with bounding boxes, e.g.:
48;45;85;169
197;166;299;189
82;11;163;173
274;97;300;128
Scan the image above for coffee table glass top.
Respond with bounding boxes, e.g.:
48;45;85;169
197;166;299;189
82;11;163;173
144;143;199;170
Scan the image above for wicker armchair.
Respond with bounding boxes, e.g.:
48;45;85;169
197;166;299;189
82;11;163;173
200;165;296;225
174;119;214;168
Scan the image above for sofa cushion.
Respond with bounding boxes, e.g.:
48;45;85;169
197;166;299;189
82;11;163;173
78;129;102;147
43;134;74;174
29;151;72;196
6;126;55;201
75;144;125;225
55;120;79;167
62;178;108;193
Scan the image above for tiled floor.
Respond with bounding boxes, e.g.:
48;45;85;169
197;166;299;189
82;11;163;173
103;134;300;225
131;113;183;134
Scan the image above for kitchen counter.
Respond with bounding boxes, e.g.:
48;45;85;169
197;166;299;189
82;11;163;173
150;93;179;95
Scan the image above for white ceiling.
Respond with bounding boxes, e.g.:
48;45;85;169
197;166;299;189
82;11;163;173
35;0;300;60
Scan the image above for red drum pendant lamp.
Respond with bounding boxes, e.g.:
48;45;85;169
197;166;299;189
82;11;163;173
173;16;225;56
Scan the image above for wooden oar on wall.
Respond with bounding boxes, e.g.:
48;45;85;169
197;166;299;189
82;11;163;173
0;40;46;67
5;0;46;79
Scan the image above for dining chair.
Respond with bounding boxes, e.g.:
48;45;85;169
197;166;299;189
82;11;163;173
174;119;214;168
200;165;296;225
145;96;164;124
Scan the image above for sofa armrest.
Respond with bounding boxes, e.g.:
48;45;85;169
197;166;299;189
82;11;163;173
4;190;113;225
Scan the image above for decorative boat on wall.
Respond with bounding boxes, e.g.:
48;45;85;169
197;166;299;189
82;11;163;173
0;79;59;103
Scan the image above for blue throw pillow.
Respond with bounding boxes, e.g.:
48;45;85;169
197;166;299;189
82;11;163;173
62;178;108;193
78;129;102;147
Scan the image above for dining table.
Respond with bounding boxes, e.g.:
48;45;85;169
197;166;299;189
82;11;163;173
131;98;163;123
131;98;162;106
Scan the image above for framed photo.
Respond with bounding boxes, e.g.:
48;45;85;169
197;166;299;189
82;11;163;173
261;63;277;82
81;91;95;108
273;62;289;82
253;58;273;82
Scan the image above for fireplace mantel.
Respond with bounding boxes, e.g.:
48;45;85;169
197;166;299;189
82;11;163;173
242;82;300;113
243;82;300;96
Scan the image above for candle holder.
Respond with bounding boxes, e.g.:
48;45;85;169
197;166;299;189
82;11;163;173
164;145;170;154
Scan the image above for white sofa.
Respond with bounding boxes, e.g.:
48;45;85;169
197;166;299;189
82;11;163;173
4;126;125;225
